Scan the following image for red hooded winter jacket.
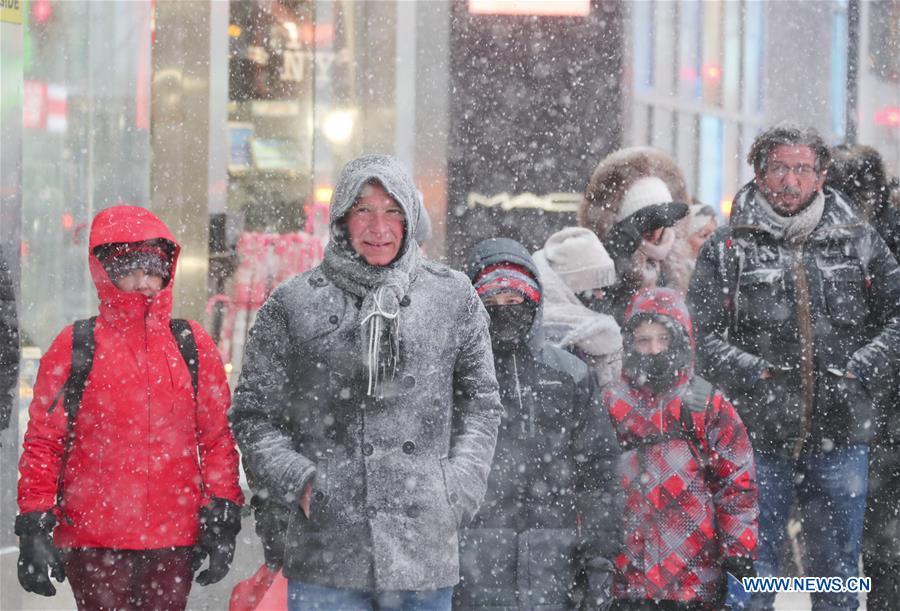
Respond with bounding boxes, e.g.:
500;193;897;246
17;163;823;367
605;288;757;605
18;205;243;550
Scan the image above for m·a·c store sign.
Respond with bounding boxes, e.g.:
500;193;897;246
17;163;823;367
1;0;23;24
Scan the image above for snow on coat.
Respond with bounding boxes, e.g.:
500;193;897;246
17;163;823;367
17;205;243;549
229;155;502;592
458;238;620;609
605;289;758;605
532;246;622;389
688;183;900;455
0;251;17;431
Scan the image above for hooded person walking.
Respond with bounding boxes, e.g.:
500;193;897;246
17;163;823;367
532;227;623;389
229;154;502;611
604;288;757;611
16;205;244;610
459;238;620;610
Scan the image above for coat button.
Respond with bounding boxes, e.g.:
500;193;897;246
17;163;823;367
449;492;458;504
366;506;378;519
402;375;416;389
329;315;339;324
362;443;374;456
402;441;416;454
400;295;411;307
406;505;421;518
313;490;325;502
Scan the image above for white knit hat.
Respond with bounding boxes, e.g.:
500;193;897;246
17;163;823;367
616;176;674;221
543;227;617;293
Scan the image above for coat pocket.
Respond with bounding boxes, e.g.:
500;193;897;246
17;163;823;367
439;457;465;527
519;528;578;608
819;263;868;327
737;268;790;327
455;527;519;608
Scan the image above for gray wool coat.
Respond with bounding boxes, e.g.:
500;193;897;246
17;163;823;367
230;252;502;591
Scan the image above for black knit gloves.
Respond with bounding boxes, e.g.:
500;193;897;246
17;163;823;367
603;202;689;262
193;498;242;586
15;511;66;597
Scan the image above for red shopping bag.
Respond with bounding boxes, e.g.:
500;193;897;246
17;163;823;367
229;564;288;611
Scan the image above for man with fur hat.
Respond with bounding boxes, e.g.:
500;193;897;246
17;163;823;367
457;237;619;610
580;148;691;324
688;123;900;611
605;288;757;610
230;155;502;610
533;227;623;389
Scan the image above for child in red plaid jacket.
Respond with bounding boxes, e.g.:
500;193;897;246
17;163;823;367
604;288;758;611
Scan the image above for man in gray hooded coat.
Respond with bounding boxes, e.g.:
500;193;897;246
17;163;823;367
230;154;502;610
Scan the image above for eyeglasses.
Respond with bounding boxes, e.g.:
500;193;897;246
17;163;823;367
768;163;819;180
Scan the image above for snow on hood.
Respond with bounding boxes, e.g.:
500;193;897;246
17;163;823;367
88;205;180;321
329;154;424;260
623;286;694;357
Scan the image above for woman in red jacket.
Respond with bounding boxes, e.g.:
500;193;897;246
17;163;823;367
16;205;244;610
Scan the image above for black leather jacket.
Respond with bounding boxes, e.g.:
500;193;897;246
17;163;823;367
688;184;900;455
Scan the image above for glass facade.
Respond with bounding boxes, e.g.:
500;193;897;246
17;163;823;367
21;1;152;349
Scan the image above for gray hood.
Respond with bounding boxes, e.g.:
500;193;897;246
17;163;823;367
330;154;424;259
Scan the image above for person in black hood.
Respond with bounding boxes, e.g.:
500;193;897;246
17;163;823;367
827;143;900;611
462;238;620;610
0;250;18;439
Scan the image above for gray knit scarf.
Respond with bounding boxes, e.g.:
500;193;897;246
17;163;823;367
755;190;825;246
322;239;419;397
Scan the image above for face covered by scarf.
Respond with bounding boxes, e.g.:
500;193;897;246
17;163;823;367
486;302;536;352
622;313;690;394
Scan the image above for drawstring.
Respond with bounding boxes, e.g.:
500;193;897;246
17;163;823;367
360;286;401;397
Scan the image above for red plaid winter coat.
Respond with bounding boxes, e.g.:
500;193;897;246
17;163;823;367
605;288;758;605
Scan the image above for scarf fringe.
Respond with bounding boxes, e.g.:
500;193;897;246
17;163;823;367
361;286;401;397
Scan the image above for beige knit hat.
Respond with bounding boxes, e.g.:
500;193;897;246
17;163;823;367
543;227;617;293
615;176;674;222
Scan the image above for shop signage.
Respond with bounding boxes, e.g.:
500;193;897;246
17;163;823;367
0;0;23;24
467;191;581;213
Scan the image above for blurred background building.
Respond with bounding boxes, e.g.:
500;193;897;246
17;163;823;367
1;1;897;607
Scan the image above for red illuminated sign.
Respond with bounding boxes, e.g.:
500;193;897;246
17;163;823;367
468;0;590;16
874;106;900;128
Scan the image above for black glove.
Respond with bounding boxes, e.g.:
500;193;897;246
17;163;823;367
723;555;756;580
192;498;241;586
15;511;66;597
575;538;616;611
250;493;291;569
604;202;690;262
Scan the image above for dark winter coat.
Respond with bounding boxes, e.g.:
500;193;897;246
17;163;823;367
230;155;502;592
688;183;900;455
0;250;18;432
458;239;620;610
606;289;757;605
17;206;244;549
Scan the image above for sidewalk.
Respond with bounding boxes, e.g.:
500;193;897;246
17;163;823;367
2;511;264;611
1;519;868;610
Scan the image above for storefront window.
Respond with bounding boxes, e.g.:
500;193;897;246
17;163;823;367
20;1;152;349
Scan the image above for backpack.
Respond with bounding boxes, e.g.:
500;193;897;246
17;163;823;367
51;317;199;520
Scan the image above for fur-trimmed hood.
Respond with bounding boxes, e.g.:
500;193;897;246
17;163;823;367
579;147;694;294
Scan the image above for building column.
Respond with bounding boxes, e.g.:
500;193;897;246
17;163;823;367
151;0;212;321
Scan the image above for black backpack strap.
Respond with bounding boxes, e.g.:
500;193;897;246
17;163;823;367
55;317;96;523
64;317;97;425
170;319;199;399
680;377;717;474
